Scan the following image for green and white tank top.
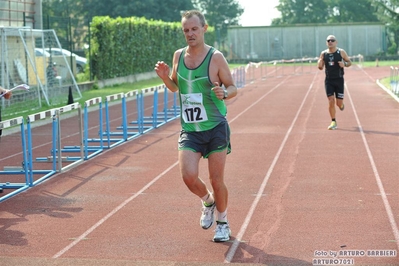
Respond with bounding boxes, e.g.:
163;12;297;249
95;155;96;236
177;46;227;132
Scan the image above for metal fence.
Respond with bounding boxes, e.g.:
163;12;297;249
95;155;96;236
242;55;364;84
227;23;386;61
0;27;81;119
43;15;88;57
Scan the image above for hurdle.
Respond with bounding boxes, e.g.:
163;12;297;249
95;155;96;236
109;89;144;141
121;89;146;140
232;66;246;88
142;85;180;130
152;86;180;126
44;98;102;161
26;109;59;185
138;87;160;134
122;86;180;136
0;116;30;202
82;97;104;160
104;92;127;148
55;103;84;171
33;103;83;172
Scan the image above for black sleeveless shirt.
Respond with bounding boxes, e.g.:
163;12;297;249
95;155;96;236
323;48;344;79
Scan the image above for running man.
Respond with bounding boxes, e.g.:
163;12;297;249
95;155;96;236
154;10;237;242
317;35;351;130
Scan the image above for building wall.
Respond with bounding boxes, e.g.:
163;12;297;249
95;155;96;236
227;23;386;61
0;0;42;29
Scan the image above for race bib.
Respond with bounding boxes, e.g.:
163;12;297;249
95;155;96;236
181;93;208;123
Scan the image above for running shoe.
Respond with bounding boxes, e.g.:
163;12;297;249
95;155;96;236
213;222;231;242
328;121;337;130
339;103;345;111
200;202;215;229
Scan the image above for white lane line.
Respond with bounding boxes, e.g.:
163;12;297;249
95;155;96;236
358;66;399;103
53;161;179;258
346;86;399;249
224;73;319;263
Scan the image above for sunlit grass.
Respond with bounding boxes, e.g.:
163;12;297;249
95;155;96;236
362;60;397;67
2;77;165;121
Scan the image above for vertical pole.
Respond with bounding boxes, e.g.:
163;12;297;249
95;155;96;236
57;110;62;172
153;89;158;128
122;95;127;140
84;103;88;160
98;101;103;150
78;104;84;160
20;119;29;186
27;117;34;187
88;20;92;81
105;100;111;148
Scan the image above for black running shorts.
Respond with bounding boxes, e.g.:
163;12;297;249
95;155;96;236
178;121;231;158
325;78;344;99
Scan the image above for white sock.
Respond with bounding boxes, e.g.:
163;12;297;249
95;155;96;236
217;209;228;223
201;191;214;206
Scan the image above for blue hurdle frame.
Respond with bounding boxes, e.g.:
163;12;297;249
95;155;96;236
56;103;84;171
0;117;30;202
82;97;104;160
155;86;180;125
0;67;248;202
122;90;145;141
26;111;58;186
104;92;127;148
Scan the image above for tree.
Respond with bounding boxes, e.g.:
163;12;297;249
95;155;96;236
42;0;195;51
271;0;399;55
272;0;379;25
43;0;194;22
325;0;379;23
373;0;399;55
192;0;244;49
274;0;329;24
42;0;244;48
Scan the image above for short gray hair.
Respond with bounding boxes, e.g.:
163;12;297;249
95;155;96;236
181;10;207;27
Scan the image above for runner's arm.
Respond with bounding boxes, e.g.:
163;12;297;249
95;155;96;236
340;49;352;68
317;52;325;70
211;52;237;100
155;50;180;92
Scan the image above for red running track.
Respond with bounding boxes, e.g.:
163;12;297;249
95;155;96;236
0;65;398;266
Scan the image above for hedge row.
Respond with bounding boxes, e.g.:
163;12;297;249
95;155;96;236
90;16;216;80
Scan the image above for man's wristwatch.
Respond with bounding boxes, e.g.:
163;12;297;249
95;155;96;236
223;89;228;99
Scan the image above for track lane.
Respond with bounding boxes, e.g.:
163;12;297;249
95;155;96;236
0;66;397;266
228;66;398;265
